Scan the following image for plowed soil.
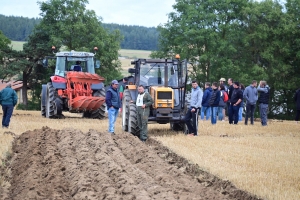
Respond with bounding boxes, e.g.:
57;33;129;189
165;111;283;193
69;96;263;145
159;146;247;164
1;127;259;200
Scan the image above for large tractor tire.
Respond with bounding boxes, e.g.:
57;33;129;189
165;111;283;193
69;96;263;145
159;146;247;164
45;82;63;118
128;104;139;137
83;88;106;119
122;90;131;131
41;98;46;117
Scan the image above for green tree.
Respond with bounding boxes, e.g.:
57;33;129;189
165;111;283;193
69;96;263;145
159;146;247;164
151;0;251;85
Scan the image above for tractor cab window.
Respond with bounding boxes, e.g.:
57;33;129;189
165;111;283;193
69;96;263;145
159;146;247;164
139;63;178;88
55;57;95;76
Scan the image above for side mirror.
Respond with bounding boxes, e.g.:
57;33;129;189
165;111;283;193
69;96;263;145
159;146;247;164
42;58;48;67
95;60;101;69
128;68;136;74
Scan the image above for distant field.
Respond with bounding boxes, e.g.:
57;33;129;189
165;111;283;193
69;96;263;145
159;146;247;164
10;41;151;76
10;41;25;51
10;41;151;58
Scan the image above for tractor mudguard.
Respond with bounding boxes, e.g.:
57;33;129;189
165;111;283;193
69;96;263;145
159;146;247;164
129;89;137;101
41;84;47;107
91;82;104;90
52;82;67;89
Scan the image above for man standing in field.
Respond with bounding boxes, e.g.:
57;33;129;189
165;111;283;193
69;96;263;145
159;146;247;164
201;82;212;120
257;80;270;126
106;80;121;134
185;80;203;136
228;82;243;124
0;83;18;128
131;85;153;142
209;82;220;124
243;80;258;125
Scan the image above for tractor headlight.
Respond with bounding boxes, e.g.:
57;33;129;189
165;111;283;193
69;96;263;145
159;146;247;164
158;103;162;107
167;103;172;107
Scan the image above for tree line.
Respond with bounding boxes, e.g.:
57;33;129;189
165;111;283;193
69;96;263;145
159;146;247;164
0;0;123;110
0;14;159;50
151;0;300;120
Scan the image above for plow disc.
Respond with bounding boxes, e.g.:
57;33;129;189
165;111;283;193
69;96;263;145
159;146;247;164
71;96;106;111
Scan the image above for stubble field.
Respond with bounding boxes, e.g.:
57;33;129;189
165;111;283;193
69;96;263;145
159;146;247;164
0;110;299;199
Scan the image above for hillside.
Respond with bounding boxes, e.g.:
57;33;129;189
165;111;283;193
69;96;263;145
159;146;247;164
0;14;159;50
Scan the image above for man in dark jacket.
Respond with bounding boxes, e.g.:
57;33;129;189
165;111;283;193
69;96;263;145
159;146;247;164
209;82;220;124
105;80;121;134
201;82;212;120
294;88;300;123
228;82;243;124
257;81;270;126
0;83;18;128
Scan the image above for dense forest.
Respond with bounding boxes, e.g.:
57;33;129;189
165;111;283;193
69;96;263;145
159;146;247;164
0;14;158;50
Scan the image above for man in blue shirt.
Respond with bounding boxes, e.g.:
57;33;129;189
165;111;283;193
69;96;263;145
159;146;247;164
185;80;203;136
0;83;18;128
105;80;121;134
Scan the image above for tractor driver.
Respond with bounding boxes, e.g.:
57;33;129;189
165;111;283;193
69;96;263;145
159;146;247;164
73;61;82;72
130;85;153;142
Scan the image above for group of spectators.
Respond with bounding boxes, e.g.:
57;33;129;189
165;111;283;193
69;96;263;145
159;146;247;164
185;78;272;136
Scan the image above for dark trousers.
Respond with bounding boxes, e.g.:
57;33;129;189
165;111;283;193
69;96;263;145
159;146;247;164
2;105;14;127
185;108;199;135
295;110;300;121
245;104;256;125
228;104;239;124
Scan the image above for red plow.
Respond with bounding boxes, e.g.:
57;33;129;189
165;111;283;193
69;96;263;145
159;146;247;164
65;71;106;112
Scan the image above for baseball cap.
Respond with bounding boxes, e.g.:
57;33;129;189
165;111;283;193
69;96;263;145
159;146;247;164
111;80;119;85
219;78;226;81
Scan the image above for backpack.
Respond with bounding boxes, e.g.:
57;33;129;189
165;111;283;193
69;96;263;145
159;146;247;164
222;91;229;102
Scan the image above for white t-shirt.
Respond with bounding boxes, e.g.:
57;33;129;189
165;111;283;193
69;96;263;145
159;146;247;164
136;93;145;106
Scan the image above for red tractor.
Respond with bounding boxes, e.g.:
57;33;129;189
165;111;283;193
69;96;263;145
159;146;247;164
41;48;106;118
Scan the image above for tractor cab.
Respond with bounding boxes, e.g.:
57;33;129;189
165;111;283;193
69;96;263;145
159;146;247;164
49;51;100;77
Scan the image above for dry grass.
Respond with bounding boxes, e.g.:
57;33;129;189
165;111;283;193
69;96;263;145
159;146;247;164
0;110;299;200
149;121;300;200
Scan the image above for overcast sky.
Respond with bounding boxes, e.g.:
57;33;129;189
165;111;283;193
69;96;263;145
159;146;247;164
0;0;176;27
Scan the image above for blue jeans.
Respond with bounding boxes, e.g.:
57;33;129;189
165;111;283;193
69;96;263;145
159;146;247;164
217;107;224;121
201;106;211;120
228;104;239;124
108;107;119;133
238;107;243;121
211;107;218;124
2;105;14;127
259;103;268;126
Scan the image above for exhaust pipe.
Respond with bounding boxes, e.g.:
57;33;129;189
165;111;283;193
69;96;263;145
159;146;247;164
164;59;168;87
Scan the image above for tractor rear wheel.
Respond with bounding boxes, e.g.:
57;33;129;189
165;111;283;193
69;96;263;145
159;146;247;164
122;90;131;131
83;88;106;119
128;104;139;137
45;82;62;118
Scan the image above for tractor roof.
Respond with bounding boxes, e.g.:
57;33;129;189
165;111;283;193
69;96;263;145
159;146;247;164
56;50;94;57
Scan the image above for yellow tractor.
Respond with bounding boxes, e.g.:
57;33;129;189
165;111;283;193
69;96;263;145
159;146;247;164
122;56;188;135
